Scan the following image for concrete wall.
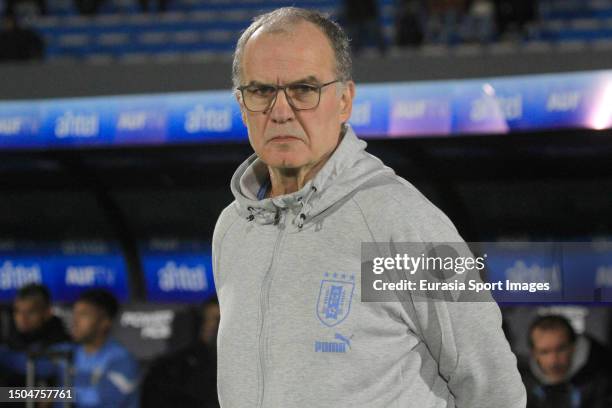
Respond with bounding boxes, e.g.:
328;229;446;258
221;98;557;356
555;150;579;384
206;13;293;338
1;46;611;100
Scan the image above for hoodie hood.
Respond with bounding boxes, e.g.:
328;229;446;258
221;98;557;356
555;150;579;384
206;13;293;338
529;335;590;385
230;124;394;228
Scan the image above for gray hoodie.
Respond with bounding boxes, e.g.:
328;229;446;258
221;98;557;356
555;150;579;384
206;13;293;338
212;125;527;408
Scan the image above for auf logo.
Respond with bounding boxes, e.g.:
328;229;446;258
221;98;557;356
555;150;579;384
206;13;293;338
65;266;115;286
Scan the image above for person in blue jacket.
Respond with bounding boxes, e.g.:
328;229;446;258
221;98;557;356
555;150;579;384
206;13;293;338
66;289;139;408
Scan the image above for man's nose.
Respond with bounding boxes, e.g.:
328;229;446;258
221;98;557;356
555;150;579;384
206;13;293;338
269;89;294;123
552;352;563;364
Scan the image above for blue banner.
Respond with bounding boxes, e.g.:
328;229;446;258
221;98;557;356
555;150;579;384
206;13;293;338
1;69;612;149
482;242;563;303
482;240;612;304
140;240;215;303
561;242;612;302
0;241;129;303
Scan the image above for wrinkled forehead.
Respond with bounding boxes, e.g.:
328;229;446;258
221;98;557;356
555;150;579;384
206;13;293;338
241;21;336;84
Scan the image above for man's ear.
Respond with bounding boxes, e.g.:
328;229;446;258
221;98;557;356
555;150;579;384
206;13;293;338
339;81;356;123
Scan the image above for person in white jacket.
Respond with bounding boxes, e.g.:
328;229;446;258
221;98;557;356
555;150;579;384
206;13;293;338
212;6;527;408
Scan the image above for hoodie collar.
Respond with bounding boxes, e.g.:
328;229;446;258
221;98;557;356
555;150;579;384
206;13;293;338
230;124;387;228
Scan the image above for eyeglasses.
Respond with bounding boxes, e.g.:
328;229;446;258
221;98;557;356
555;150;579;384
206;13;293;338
237;79;341;112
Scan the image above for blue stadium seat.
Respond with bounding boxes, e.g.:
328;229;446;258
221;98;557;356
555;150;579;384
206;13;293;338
26;0;391;61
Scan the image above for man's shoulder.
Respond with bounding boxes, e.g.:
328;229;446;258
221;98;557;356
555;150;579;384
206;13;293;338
216;201;239;226
352;172;428;208
350;172;459;240
213;201;240;242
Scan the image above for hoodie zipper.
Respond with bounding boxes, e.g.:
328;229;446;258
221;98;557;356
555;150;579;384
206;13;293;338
257;207;287;408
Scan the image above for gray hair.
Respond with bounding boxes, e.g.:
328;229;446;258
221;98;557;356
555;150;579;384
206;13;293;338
231;7;352;89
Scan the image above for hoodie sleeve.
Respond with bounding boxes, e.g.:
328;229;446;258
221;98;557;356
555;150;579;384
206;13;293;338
212;202;239;290
403;296;526;408
356;181;527;408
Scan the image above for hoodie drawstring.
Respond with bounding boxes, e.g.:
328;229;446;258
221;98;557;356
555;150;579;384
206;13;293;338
247;185;319;228
247;206;273;223
296;185;318;229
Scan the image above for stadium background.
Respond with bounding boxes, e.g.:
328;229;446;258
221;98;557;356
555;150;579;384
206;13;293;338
0;0;611;401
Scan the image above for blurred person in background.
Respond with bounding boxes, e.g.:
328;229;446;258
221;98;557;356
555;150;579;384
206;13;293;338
9;284;69;351
424;0;467;44
493;0;537;40
520;314;612;408
3;0;46;16
0;15;44;62
462;0;495;44
73;0;105;15
342;0;387;55
395;0;425;47
141;297;220;408
65;289;139;408
0;283;70;388
138;0;168;12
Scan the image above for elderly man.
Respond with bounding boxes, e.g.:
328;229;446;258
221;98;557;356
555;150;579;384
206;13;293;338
212;7;526;407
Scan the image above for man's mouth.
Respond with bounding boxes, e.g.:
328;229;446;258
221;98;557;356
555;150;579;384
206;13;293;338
269;135;302;142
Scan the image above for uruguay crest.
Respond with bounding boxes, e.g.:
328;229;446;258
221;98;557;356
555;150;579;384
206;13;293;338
316;273;355;327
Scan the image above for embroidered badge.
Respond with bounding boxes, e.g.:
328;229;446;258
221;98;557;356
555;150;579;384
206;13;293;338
316;273;355;327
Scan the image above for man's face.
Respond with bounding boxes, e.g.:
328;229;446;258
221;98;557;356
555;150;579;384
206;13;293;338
71;301;109;344
13;297;50;334
531;328;575;383
238;21;355;171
